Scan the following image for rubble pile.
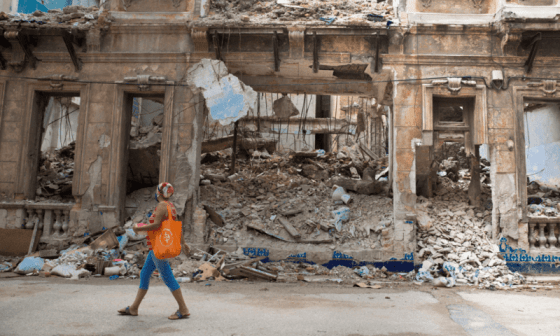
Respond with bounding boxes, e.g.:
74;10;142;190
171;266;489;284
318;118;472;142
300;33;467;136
0;5;104;30
415;175;526;289
527;181;560;217
200;146;392;249
36;142;75;202
203;0;394;25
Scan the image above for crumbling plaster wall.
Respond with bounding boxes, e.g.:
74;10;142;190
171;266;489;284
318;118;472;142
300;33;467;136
0;20;200;239
407;0;498;14
387;25;522;260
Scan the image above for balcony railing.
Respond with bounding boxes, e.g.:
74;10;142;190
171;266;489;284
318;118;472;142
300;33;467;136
0;202;74;241
528;217;560;251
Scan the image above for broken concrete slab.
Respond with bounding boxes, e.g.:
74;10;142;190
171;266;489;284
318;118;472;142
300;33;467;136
186;59;257;126
272;95;300;118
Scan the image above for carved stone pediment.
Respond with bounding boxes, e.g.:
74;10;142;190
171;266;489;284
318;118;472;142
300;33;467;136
431;77;477;94
527;80;558;97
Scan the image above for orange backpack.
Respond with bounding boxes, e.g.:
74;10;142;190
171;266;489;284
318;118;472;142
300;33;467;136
148;203;182;259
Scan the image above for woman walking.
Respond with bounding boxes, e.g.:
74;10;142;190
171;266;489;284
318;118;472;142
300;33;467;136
118;182;191;320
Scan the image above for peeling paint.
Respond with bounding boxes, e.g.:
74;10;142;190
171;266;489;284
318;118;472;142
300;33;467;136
186;59;257;126
98;134;110;148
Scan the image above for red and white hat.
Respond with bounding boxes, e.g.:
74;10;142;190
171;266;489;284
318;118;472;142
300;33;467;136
157;182;174;199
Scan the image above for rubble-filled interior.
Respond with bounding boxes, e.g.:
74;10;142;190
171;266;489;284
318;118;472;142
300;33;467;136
200;0;395;26
36;96;80;202
126;96;164;195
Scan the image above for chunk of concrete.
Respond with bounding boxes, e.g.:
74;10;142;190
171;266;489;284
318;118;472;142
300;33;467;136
186;59;257;126
272;95;300;118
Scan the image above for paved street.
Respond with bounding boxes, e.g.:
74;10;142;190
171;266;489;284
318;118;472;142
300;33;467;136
1;277;559;336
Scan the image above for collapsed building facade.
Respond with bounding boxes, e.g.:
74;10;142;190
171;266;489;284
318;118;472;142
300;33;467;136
1;0;560;273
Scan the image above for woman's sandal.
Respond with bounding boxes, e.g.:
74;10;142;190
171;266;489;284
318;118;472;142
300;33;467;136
118;306;138;316
168;310;190;320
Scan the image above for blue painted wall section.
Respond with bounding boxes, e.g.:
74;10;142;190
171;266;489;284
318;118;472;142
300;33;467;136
241;247;415;273
500;237;560;273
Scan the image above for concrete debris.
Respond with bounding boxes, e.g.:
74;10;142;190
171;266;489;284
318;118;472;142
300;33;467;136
273;95;300;118
187;59;257;126
415;178;525;289
200;148;391;248
36;142;75;201
202;0;394;26
1;6;104;30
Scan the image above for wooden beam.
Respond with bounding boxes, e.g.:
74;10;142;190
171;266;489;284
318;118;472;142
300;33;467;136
273;31;280;72
237;75;377;96
201;136;277;154
524;33;542;74
239;116;356;135
313;32;318;73
62;31;83;71
213;32;222;61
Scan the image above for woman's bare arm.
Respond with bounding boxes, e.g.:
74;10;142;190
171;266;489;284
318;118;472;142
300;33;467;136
134;203;167;232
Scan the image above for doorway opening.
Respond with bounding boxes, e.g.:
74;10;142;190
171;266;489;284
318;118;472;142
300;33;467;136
523;100;560;215
123;94;164;222
35;94;80;202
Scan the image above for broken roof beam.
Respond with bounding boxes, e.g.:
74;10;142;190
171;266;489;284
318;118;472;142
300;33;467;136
238;75;376;96
240;116;356;135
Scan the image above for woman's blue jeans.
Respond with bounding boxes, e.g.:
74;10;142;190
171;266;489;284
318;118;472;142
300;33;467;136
139;250;180;292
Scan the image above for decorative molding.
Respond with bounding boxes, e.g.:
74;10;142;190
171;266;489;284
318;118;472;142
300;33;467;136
527;80;558;97
288;26;305;59
500;33;521;55
430;77;477;93
3;30;38;73
172;0;182;9
38;75;79;90
420;0;432;8
472;0;484;9
191;28;209;53
120;75;167;91
121;0;133;10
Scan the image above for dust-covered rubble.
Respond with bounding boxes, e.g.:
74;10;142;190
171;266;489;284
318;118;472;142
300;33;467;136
199;0;395;26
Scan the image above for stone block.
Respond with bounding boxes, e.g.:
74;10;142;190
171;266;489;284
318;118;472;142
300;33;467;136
0;209;7;229
488;108;514;129
5;81;26;98
3;100;24;122
0;162;16;183
518;222;529;251
1;122;22;142
0;141;20;162
394;229;404;241
395;148;415;172
488;128;514;145
495;150;516;173
88;102;114;123
89;84;115;103
395;127;421;149
393;105;422;127
0;183;14;197
394;84;420;106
